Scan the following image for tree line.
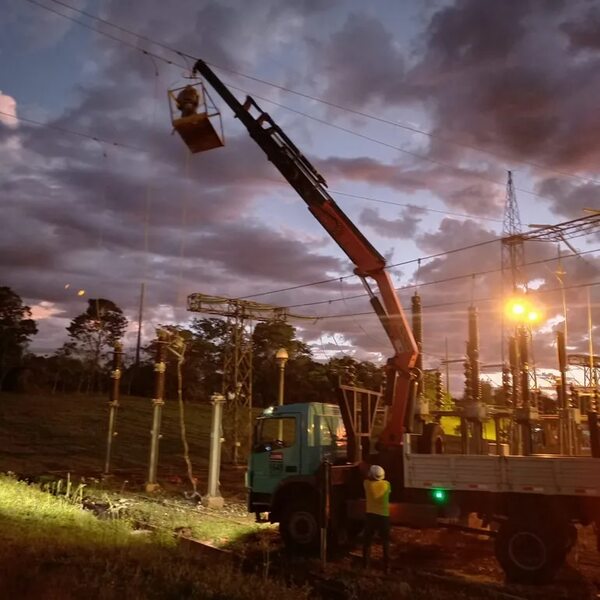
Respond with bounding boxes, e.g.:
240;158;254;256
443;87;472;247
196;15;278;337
1;285;406;405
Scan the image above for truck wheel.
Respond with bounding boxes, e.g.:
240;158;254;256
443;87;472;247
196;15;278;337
280;499;319;553
495;517;567;584
417;423;444;454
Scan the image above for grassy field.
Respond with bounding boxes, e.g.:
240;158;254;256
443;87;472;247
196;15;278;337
0;392;500;481
2;392;597;599
0;474;312;600
0;391;220;480
0;475;523;600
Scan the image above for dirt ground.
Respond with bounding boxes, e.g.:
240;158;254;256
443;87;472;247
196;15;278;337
3;391;600;599
142;465;600;600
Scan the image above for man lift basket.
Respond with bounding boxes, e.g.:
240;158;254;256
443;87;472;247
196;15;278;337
168;80;224;154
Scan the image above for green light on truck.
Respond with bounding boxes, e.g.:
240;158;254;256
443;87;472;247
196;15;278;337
431;488;448;504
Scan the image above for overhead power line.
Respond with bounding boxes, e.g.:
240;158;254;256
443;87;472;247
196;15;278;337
44;0;600;188
19;0;600;307
0;110;142;151
329;190;503;223
25;0;596;206
242;235;503;300
0;108;505;229
277;246;600;311
311;277;600;322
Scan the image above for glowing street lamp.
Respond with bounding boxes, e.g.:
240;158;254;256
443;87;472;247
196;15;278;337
275;347;289;408
275;348;289;441
505;297;542;324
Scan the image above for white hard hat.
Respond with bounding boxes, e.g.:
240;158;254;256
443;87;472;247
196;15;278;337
369;465;385;480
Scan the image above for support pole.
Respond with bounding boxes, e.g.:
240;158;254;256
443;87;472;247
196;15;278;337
557;330;573;455
203;393;225;508
412;293;428;429
146;331;167;492
517;326;534;456
103;342;122;475
508;335;520;453
135;282;145;367
465;306;484;454
589;412;600;458
320;459;331;571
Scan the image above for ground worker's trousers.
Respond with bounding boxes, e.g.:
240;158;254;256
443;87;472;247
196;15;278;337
362;513;390;567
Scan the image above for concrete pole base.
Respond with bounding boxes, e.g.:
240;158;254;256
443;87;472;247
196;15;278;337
202;495;225;509
145;482;161;493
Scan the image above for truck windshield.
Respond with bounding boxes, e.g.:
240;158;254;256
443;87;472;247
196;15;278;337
318;415;347;450
255;417;296;449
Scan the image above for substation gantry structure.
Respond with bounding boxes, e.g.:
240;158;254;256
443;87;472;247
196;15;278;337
187;293;307;464
501;208;600;454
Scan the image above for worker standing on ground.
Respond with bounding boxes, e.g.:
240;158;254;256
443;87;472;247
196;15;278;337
363;464;391;573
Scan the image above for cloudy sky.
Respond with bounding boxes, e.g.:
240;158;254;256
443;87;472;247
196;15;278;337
2;0;600;389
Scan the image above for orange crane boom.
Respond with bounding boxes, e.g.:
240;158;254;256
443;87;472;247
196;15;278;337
192;59;418;445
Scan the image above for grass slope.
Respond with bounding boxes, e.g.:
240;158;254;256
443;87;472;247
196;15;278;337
0;475;310;600
0;392;214;478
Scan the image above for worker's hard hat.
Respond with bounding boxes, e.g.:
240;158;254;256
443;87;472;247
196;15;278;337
369;465;385;480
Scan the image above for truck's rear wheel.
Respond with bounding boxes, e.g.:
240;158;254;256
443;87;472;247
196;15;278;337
280;499;319;553
495;517;567;584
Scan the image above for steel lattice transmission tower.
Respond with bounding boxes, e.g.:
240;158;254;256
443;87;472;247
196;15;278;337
187;293;304;464
502;171;525;292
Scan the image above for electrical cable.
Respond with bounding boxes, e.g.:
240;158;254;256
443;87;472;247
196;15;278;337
311;277;600;321
0;106;505;227
250;242;600;308
242;235;505;300
4;97;599;311
329;189;503;224
247;237;600;306
221;77;555;204
23;0;590;204
0;109;142;152
45;0;600;188
1;111;516;306
16;0;600;310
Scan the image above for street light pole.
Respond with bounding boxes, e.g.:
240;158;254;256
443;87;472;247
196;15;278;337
275;348;289;407
275;348;288;440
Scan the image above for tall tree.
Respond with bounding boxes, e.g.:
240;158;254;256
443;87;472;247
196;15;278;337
188;318;231;401
326;356;384;390
67;298;127;393
0;286;38;390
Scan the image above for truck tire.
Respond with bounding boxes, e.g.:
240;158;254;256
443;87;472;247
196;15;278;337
417;422;444;454
280;499;319;553
495;517;567;584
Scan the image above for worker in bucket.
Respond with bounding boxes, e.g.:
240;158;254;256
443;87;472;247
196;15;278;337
363;464;391;572
175;85;200;118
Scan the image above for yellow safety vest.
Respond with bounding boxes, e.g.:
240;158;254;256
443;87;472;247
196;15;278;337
364;479;391;517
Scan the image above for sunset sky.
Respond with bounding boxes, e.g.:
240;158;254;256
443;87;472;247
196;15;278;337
2;0;600;389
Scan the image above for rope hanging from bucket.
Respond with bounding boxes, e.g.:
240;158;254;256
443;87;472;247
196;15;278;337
162;329;200;499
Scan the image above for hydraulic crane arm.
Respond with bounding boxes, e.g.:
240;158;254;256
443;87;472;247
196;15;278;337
193;60;418;445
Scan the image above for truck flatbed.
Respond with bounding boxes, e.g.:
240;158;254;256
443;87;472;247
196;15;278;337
404;452;600;497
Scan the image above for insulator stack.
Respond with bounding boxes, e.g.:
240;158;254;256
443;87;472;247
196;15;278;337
467;306;481;403
411;293;423;397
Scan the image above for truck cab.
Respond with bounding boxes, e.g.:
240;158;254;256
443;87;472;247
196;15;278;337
247;402;351;548
248;402;347;508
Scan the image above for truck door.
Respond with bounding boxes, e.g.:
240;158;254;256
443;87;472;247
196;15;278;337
250;415;300;495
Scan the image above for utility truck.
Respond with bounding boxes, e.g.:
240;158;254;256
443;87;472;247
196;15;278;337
174;59;600;584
